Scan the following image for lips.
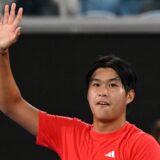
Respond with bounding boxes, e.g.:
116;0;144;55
96;101;110;106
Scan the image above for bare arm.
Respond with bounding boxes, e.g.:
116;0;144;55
0;3;39;136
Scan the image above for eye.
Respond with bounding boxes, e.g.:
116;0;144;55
92;83;100;87
109;83;117;87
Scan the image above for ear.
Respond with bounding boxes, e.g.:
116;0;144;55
126;89;135;105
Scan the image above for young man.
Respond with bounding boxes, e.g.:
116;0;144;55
0;3;160;160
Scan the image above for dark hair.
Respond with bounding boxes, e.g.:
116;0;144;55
86;55;137;93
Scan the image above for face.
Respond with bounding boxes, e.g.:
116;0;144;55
87;68;134;123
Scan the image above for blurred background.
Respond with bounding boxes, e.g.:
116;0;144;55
1;0;160;16
0;0;160;160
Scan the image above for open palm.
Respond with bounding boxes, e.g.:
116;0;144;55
0;3;23;51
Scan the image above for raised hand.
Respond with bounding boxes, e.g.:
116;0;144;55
0;3;23;53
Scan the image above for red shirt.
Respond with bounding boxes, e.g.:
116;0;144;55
36;111;160;160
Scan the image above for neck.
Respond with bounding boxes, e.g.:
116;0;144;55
93;117;126;133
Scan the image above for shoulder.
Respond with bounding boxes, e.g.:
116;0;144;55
133;131;159;147
127;123;155;141
126;123;160;159
126;122;158;146
39;111;91;129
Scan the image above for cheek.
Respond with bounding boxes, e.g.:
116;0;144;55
111;91;127;104
87;89;96;104
110;93;127;115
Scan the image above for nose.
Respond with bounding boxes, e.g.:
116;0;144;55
98;86;108;97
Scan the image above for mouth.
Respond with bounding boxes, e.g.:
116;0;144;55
96;101;110;107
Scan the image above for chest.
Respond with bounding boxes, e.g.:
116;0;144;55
62;135;130;160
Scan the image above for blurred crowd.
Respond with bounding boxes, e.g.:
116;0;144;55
151;119;160;144
1;0;160;16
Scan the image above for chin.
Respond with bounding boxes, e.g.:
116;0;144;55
95;116;114;123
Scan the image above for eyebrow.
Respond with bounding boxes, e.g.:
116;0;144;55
90;76;121;83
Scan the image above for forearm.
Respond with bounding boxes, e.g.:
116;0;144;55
0;50;22;114
0;4;39;136
0;50;39;136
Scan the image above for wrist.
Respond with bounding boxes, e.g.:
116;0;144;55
0;48;8;55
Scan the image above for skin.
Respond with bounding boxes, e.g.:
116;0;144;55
87;68;135;133
0;3;39;136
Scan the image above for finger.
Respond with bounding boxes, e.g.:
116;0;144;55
13;7;23;27
3;4;9;24
15;27;21;37
8;3;16;24
10;27;21;44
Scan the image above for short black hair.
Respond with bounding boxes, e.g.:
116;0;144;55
86;55;137;93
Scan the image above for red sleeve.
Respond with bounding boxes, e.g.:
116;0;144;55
36;111;77;156
130;133;160;160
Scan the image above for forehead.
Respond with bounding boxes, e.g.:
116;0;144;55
91;68;119;81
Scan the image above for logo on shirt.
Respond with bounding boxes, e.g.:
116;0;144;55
105;150;115;158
